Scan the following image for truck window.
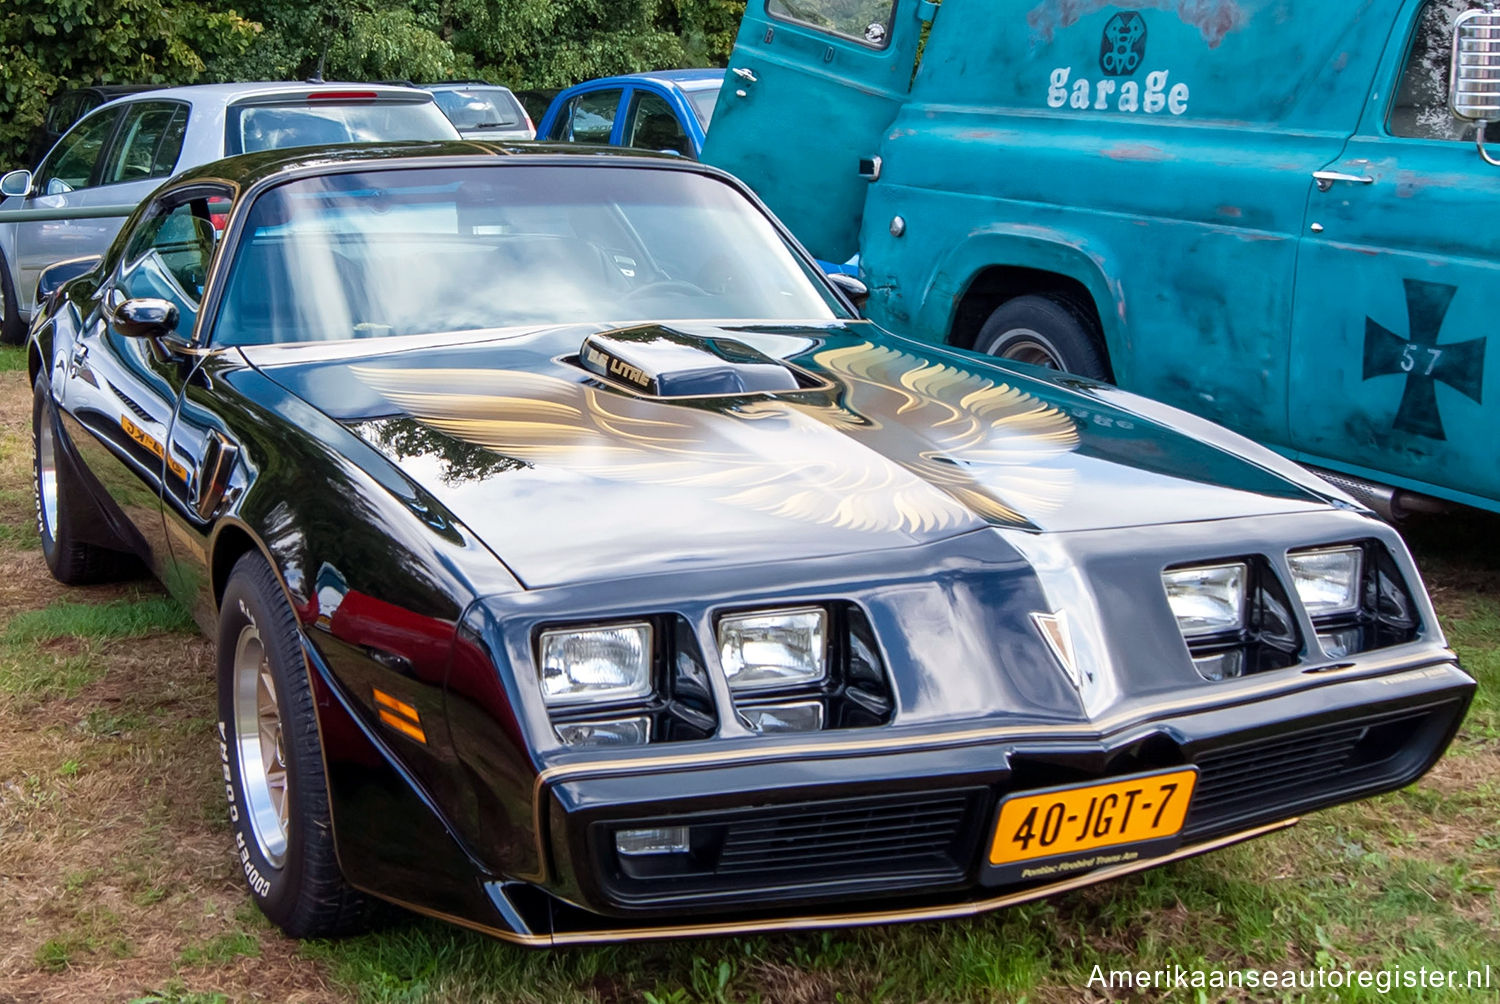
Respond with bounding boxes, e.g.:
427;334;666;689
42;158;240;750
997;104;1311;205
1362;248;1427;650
1389;0;1481;142
766;0;898;48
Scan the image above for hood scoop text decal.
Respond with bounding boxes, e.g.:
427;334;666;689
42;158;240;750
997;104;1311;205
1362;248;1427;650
578;326;803;397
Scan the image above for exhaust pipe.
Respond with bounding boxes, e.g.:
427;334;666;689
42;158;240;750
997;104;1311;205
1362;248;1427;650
1308;468;1450;523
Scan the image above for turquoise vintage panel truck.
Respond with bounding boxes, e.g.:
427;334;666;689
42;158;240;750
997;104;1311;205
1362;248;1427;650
703;0;1500;518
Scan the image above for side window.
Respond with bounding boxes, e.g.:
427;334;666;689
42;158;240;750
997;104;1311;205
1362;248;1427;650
625;91;692;156
101;102;190;186
766;0;898;47
34;109;120;195
558;89;622;143
118;197;224;335
1390;0;1480;141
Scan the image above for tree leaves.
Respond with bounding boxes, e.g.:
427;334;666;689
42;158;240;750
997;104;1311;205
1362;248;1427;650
1;0;746;171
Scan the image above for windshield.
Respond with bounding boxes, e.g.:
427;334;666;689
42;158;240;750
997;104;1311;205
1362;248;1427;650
212;164;845;347
226;100;458;155
687;84;721;128
432;87;525;130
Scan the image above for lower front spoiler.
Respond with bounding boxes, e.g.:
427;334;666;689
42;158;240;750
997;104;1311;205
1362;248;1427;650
382;815;1300;947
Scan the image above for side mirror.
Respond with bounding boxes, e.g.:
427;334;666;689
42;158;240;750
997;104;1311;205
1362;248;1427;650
1450;9;1500;166
107;297;179;339
35;255;102;303
0;169;33;198
827;271;869;312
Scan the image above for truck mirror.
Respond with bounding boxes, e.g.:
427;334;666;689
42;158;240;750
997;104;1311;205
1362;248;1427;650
1450;9;1500;166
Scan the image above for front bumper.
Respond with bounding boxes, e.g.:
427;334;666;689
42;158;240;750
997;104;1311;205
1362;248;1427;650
479;654;1471;941
321;641;1470;945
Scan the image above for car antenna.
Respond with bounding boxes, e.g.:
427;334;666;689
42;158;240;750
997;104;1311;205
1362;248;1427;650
307;35;330;84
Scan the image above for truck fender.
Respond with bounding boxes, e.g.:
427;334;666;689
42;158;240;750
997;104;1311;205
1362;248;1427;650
912;228;1128;367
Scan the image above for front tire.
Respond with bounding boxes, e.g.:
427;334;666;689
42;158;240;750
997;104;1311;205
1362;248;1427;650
218;550;373;938
33;373;136;583
973;294;1110;380
0;247;24;346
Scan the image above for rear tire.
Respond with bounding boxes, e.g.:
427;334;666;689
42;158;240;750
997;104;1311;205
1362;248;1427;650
218;550;375;938
1;248;24;346
32;373;136;583
973;294;1110;381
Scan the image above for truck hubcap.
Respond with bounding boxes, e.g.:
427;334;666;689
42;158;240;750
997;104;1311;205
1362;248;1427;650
998;329;1064;370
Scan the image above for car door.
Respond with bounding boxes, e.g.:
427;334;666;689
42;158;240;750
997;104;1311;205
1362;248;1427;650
11;105;125;310
57;187;224;572
699;0;926;261
1287;0;1500;509
621;86;697;158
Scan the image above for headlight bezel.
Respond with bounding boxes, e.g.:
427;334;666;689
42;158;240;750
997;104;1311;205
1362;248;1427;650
1286;540;1421;659
1162;555;1301;681
534;614;718;748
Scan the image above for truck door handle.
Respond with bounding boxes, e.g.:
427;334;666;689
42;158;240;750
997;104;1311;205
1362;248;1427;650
1313;170;1374;192
731;67;758;84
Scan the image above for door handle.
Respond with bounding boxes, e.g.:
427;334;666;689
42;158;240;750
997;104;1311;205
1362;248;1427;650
1313;170;1374;192
731;67;758;84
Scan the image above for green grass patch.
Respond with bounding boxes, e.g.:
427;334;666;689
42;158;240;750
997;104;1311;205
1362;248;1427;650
177;930;261;967
4;595;194;646
0;650;101;702
0;343;25;373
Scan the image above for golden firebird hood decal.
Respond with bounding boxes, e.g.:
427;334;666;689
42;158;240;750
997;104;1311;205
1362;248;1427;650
352;341;1081;532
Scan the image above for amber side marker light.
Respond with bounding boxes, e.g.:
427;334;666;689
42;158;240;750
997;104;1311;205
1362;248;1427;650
373;689;427;744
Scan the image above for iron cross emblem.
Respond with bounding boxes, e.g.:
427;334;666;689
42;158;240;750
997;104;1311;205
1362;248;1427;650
1361;279;1485;441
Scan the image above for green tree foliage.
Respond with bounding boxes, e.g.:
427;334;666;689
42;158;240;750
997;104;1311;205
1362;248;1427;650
0;0;748;171
0;0;258;169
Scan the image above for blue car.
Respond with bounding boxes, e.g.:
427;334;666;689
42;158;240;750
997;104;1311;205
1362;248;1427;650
537;69;722;159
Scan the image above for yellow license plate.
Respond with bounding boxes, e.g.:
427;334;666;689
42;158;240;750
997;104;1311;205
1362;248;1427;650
989;767;1197;868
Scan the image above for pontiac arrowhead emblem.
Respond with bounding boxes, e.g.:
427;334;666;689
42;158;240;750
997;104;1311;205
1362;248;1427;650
1032;611;1083;689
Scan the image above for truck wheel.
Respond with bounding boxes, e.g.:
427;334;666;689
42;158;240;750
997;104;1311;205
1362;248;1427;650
0;248;23;346
218;550;374;938
974;294;1109;380
33;373;136;584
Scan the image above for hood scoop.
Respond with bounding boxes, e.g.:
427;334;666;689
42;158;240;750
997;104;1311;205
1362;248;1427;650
577;325;803;397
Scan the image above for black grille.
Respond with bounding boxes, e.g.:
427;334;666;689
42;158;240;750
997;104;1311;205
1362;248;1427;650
600;788;984;908
715;791;973;875
1184;708;1435;838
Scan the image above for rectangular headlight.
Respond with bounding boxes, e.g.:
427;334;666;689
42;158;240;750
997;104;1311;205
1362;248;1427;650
1162;562;1247;638
1288;545;1363;617
538;621;652;706
718;607;827;691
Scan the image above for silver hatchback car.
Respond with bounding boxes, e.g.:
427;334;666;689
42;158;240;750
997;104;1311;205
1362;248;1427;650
0;82;460;343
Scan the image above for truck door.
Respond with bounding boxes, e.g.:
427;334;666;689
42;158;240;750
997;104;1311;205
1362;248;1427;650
1287;0;1500;509
700;0;926;262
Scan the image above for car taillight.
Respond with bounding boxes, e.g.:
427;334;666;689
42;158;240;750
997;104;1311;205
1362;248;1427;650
307;90;378;101
208;196;232;234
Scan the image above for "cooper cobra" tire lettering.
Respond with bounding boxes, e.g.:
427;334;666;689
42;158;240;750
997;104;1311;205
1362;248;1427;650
235;831;272;897
218;719;239;822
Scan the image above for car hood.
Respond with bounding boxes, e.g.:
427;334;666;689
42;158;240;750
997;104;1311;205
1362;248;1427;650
245;321;1333;588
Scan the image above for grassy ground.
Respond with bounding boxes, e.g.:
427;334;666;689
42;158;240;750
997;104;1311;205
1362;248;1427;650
0;357;1496;1002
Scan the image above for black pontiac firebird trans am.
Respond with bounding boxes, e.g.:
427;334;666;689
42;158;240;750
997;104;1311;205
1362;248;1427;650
25;142;1471;945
